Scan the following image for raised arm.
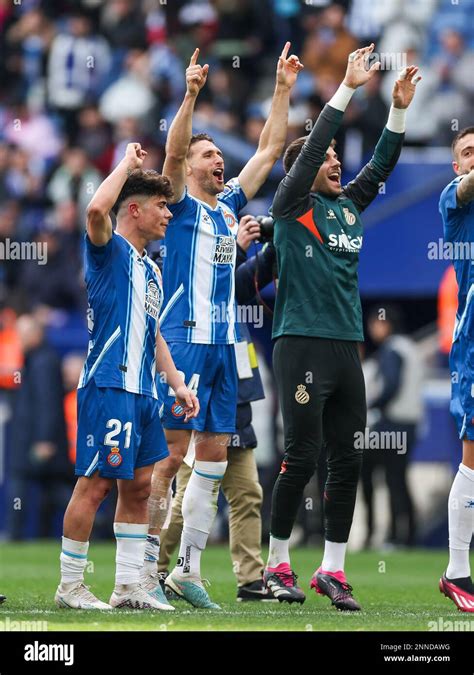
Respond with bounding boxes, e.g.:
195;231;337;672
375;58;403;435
86;143;147;246
238;42;303;200
343;66;421;213
272;44;381;219
163;48;208;204
457;170;474;206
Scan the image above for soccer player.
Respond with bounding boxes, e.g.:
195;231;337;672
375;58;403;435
263;44;420;609
143;44;303;609
55;142;198;611
439;126;474;612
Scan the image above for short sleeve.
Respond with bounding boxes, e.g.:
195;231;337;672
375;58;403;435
84;232;114;271
169;187;197;220
219;178;247;214
439;177;469;241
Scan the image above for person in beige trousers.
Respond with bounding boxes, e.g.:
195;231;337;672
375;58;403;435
159;217;279;601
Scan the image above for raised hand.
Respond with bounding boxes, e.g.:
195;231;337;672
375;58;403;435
186;48;209;97
276;41;304;90
343;43;381;89
125;142;147;170
392;66;421;109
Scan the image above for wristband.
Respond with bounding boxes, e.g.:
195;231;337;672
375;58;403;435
386;105;407;133
328;83;356;112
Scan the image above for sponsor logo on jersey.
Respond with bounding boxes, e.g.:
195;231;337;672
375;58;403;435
145;279;161;320
171;401;185;417
343;207;356;226
213;235;235;264
328;233;363;252
107;447;122;467
295;384;310;404
327;209;336;219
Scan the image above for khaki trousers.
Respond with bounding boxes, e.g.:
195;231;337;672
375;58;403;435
158;447;264;587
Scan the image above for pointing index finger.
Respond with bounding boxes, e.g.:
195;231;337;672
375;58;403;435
280;41;291;61
189;48;199;66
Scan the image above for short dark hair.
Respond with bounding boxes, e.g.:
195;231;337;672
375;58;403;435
451;126;474;158
187;133;215;157
283;136;337;173
113;169;173;215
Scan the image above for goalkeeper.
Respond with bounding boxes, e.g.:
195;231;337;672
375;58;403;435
263;44;421;609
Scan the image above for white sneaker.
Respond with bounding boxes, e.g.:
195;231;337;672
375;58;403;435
109;582;174;610
140;571;174;610
55;582;112;610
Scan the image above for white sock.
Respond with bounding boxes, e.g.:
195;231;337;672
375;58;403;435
321;540;347;573
447;463;474;579
114;522;148;587
175;460;227;579
60;537;89;585
143;534;160;575
267;536;290;568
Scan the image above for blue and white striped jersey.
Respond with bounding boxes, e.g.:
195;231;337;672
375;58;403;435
440;176;474;342
78;231;163;398
160;178;247;344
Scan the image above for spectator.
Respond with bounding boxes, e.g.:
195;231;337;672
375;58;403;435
375;0;437;56
8;313;72;539
362;306;424;548
75;105;113;174
345;70;388;157
380;45;439;146
301;4;359;96
20;226;83;313
99;49;155;126
47;11;111;142
429;28;474;144
101;0;148;51
46;147;102;224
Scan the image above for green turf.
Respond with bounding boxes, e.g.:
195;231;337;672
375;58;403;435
0;542;464;631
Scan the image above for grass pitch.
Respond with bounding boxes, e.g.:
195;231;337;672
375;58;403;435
0;542;463;631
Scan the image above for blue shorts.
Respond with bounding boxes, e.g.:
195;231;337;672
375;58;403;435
158;342;237;433
450;337;474;440
76;380;169;480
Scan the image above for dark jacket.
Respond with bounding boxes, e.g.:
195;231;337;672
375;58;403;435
10;342;70;477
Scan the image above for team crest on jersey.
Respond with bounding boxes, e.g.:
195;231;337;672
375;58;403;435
224;211;237;229
213;235;234;264
295;384;310;404
107;447;122;467
145;279;161;320
343;207;356;226
171;401;185;417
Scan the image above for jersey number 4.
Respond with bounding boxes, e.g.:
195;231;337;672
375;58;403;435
168;372;200;397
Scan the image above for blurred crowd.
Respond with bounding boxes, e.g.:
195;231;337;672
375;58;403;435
1;0;474;316
0;0;470;541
